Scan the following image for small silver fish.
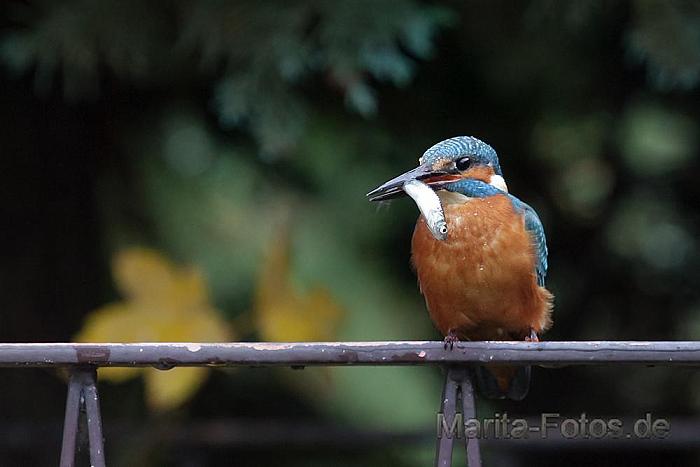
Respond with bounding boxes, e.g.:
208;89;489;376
403;179;448;241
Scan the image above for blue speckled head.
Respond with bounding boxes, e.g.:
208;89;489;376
366;135;506;202
420;136;502;176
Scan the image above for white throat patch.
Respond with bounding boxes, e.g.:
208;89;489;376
489;174;508;192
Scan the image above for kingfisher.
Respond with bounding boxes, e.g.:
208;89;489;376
367;136;553;400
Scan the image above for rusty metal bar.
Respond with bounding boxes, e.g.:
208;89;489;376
58;368;106;467
0;341;700;367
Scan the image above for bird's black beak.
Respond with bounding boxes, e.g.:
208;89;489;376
366;162;455;202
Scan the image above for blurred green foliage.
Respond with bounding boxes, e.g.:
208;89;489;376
2;1;700;466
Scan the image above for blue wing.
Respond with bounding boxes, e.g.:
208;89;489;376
523;204;548;287
509;196;548;286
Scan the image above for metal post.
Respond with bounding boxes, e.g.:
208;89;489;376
436;368;459;467
457;369;481;467
59;372;82;467
59;367;106;467
435;367;482;467
83;368;106;467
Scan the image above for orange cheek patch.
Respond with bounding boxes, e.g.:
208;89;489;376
462;166;494;183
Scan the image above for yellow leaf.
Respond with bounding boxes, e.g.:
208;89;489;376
254;230;344;342
144;367;209;411
257;302;306;342
254;227;293;312
168;268;210;311
305;287;344;341
75;303;161;342
74;247;234;409
96;367;142;384
112;248;176;302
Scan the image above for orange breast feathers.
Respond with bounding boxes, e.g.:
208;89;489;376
411;194;552;341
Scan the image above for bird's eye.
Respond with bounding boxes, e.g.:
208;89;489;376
455;157;472;171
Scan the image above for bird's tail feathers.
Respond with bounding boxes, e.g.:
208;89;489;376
474;364;530;401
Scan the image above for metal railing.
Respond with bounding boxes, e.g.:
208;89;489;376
1;341;699;467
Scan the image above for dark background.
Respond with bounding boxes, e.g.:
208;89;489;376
1;1;700;466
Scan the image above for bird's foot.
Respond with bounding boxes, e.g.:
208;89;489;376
525;329;539;343
443;331;459;350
